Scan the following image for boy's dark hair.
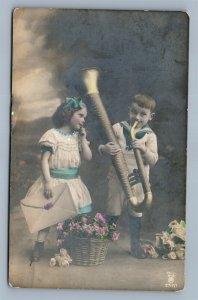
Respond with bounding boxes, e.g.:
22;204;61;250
132;94;156;112
52;103;80;128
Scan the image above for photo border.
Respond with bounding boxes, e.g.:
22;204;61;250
1;0;197;299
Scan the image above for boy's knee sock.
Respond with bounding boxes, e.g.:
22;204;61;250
128;214;142;250
106;215;119;225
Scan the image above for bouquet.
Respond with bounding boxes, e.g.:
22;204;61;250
56;212;120;247
141;220;186;260
155;219;185;260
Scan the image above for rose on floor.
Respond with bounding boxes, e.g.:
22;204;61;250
49;248;72;267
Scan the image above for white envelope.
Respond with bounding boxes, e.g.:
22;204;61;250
20;183;78;233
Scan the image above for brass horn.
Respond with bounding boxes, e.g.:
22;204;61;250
81;68;152;212
131;121;153;210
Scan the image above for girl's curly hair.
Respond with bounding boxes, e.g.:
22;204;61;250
52;97;87;128
52;103;82;128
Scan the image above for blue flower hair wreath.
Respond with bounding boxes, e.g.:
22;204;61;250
63;97;86;111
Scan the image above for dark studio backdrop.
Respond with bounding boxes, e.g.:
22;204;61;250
11;9;188;233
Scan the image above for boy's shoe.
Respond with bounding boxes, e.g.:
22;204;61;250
131;245;146;259
31;241;44;262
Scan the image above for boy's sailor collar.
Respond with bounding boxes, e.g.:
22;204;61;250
120;121;153;136
120;121;153;151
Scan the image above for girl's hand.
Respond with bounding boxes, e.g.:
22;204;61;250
102;142;121;156
132;139;146;153
79;128;92;160
79;127;87;140
43;181;53;199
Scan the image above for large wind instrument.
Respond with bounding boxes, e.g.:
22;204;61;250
81;68;152;212
130;122;153;210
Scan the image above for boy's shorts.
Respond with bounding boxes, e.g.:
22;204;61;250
106;167;143;218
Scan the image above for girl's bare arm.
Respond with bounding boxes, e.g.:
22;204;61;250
81;138;92;160
41;151;53;198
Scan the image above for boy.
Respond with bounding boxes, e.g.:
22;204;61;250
99;94;158;258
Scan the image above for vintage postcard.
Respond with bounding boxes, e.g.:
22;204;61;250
9;8;188;290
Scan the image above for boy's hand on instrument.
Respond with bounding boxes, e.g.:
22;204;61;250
132;139;146;153
44;181;53;199
102;142;121;155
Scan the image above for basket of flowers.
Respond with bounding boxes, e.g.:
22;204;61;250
56;213;120;266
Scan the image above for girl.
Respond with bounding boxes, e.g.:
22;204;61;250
26;97;92;262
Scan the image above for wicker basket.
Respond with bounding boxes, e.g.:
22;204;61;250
70;236;109;266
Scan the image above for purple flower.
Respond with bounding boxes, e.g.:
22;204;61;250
43;202;53;210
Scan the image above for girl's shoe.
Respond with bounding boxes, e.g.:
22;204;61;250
31;241;44;262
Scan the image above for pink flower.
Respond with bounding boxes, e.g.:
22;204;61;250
111;232;120;241
94;213;106;224
69;222;82;231
49;257;56;267
93;224;100;230
57;239;64;246
59;248;68;257
82;217;88;224
85;228;93;236
57;222;64;231
96;227;108;234
61;259;70;267
101;226;109;233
